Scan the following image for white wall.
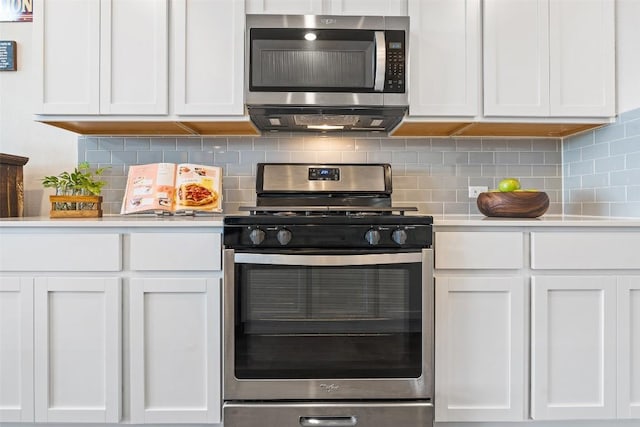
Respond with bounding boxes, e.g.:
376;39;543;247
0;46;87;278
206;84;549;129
1;0;639;217
0;20;77;217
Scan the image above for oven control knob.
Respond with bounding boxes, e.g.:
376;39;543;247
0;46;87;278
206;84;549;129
277;228;292;245
392;228;408;245
249;228;266;245
365;228;381;246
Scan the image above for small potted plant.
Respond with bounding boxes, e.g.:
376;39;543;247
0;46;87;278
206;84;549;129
42;162;109;218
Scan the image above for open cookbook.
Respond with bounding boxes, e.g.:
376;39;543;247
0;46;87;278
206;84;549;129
120;163;222;215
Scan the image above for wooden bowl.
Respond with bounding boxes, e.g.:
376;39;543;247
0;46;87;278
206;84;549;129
476;191;549;218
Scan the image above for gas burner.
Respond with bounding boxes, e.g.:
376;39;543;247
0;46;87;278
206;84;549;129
240;205;419;217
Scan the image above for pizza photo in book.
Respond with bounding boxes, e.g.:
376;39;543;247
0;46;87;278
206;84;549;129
121;163;222;215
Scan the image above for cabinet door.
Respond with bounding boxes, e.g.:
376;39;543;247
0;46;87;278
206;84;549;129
34;277;121;423
329;0;407;15
245;0;324;14
33;0;100;114
173;0;245;115
0;278;34;422
130;278;221;424
483;0;549;116
549;0;615;116
100;0;168;114
531;276;616;420
618;276;640;419
407;0;480;116
435;276;525;421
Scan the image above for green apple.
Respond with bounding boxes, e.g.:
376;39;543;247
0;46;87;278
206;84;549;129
498;178;521;192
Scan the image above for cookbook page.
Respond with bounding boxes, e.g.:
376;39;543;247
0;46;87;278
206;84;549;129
121;163;177;214
174;164;223;213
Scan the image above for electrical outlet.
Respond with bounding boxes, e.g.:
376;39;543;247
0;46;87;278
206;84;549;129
468;186;488;198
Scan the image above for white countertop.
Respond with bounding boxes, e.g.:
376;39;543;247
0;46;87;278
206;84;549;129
1;214;640;228
0;214;224;227
431;214;640;227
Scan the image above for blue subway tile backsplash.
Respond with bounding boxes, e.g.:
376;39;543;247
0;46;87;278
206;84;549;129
79;134;564;216
564;106;640;217
76;107;640;218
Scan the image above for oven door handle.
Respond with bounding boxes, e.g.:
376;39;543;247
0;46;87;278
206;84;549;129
300;416;358;427
234;252;422;266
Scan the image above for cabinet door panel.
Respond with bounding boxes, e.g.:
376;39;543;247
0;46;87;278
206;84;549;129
130;278;221;424
618;276;640;419
435;231;523;269
129;232;222;271
34;277;121;423
531;276;616;420
330;0;407;16
483;0;549;116
100;0;168;114
435;276;525;421
408;0;479;116
0;278;34;422
245;0;324;14
531;232;640;270
34;0;100;114
549;0;615;116
174;0;244;115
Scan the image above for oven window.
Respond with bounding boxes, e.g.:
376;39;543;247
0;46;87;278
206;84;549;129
233;261;422;379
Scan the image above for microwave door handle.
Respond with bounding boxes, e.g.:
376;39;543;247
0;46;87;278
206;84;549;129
374;31;386;92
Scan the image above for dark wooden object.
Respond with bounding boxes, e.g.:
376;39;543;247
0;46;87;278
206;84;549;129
477;191;550;218
0;153;29;217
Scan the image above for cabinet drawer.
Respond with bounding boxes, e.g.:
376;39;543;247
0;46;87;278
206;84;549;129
435;231;523;269
531;232;640;269
130;232;221;271
0;233;121;271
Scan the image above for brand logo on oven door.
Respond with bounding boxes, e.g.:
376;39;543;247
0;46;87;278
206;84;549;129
320;383;340;393
320;18;337;25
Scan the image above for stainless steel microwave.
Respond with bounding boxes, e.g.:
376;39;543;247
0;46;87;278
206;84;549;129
245;14;409;108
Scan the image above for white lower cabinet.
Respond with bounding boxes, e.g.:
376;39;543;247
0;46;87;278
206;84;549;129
33;277;122;423
0;277;34;423
531;276;617;420
618;277;640;419
129;277;221;424
435;276;525;421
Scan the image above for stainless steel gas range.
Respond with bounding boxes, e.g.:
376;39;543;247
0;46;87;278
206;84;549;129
222;163;434;427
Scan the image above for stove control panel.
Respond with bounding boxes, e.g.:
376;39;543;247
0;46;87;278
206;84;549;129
224;218;433;249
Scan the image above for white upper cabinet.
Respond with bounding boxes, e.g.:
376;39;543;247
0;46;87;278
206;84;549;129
548;0;615;116
245;0;406;15
328;0;407;16
245;0;324;14
173;0;245;115
407;0;480;116
484;0;615;117
35;0;168;115
483;0;549;116
100;0;169;115
34;0;100;114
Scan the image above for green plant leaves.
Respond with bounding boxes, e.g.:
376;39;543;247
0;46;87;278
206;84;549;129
41;162;110;196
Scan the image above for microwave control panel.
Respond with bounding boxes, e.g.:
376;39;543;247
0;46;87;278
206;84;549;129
385;30;406;93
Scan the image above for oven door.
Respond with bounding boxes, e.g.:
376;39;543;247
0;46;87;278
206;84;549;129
223;249;433;401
